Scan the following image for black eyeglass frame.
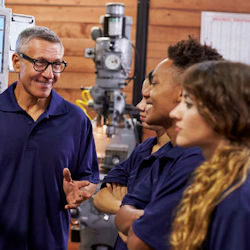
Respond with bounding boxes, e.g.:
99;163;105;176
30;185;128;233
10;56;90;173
19;53;67;73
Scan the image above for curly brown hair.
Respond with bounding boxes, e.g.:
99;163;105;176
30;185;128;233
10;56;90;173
170;61;250;250
168;37;223;71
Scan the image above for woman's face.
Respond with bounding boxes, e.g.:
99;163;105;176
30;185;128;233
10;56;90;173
170;90;223;154
136;77;163;131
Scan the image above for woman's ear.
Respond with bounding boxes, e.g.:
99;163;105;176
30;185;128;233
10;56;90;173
12;53;21;72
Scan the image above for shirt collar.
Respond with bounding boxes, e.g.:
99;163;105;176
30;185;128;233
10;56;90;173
164;144;187;159
161;144;202;161
0;82;22;112
0;82;68;116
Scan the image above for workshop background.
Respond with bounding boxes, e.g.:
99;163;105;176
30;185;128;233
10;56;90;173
5;0;250;249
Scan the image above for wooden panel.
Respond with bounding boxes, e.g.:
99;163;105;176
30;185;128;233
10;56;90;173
13;0;249;12
59;72;96;89
37;22;99;39
147;27;200;60
147;42;173;59
8;72;18;85
146;58;163;73
150;0;250;13
149;9;200;27
61;38;95;57
6;0;136;8
36;22;136;41
148;26;200;43
6;5;137;23
63;56;95;73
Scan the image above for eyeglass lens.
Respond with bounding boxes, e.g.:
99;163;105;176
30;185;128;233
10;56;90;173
34;60;66;73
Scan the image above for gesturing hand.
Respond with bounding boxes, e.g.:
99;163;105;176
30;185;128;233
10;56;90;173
63;168;91;209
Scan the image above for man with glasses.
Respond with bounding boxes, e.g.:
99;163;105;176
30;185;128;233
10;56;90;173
0;26;99;250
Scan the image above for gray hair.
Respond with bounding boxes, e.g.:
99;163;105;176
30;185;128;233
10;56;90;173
15;26;64;55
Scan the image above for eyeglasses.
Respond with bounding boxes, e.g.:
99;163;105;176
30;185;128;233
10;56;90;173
19;53;67;73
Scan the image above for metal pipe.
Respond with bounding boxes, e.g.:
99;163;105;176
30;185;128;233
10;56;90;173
132;0;150;142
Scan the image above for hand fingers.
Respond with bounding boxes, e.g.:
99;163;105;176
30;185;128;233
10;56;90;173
106;183;112;192
78;180;90;189
65;191;91;209
121;187;128;196
63;168;72;182
118;231;127;243
112;184;127;200
65;203;78;210
79;190;92;200
70;190;91;203
74;196;89;204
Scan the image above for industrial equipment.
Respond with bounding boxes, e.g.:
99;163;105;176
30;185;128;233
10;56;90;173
76;2;139;169
84;2;134;138
72;3;139;249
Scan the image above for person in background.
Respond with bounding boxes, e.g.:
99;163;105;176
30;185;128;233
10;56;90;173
0;26;99;250
169;60;250;250
115;38;222;250
93;71;170;243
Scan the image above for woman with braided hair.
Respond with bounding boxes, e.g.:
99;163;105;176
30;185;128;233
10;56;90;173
169;60;250;250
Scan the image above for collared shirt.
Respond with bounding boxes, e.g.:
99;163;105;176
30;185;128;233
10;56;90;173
102;137;171;250
0;82;99;250
104;137;203;250
122;144;204;250
102;136;167;190
203;175;250;250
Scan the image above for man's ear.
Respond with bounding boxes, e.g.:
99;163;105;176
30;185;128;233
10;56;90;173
12;53;21;72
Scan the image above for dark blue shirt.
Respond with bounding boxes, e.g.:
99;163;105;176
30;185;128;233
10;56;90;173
127;144;203;250
103;138;203;250
203;175;250;250
102;137;171;250
102;136;166;191
0;83;99;250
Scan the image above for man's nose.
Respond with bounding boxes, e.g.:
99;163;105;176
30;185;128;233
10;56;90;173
42;64;54;78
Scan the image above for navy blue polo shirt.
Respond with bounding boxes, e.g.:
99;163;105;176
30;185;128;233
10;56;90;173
102;137;171;250
102;136;168;190
0;82;99;250
122;144;204;250
203;175;250;250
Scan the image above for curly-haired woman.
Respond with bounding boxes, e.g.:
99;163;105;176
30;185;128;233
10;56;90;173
170;60;250;250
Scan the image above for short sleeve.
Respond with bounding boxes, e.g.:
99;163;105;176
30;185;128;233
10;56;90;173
204;178;250;250
132;150;204;250
72;112;99;184
101;138;156;188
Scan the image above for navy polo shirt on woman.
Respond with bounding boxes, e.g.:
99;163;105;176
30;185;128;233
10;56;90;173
122;144;204;250
203;175;250;250
102;137;171;250
0;82;99;250
102;136;168;190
